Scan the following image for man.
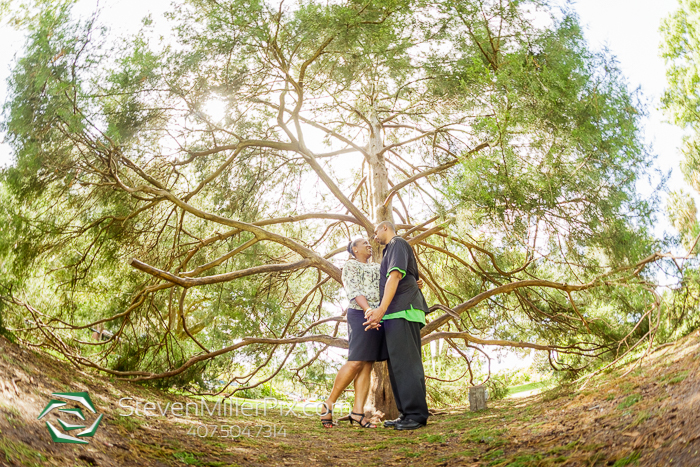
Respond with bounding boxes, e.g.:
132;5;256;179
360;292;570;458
363;220;430;430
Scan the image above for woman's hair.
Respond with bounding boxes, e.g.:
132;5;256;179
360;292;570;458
347;238;363;257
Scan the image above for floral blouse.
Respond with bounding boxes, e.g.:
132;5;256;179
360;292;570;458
342;259;381;310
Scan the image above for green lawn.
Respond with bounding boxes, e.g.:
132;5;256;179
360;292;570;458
506;380;550;398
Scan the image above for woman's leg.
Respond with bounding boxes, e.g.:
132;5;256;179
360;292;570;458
321;360;364;421
352;361;373;415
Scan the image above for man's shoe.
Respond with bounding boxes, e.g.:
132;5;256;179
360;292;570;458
394;419;426;431
383;417;403;428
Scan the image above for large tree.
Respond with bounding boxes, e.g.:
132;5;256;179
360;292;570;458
662;0;700;250
659;0;700;338
1;0;662;416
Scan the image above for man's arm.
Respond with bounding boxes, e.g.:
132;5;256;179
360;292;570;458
363;270;402;330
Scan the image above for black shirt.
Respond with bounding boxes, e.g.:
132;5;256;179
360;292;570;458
379;236;430;317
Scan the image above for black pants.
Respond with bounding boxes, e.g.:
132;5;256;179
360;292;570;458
383;317;429;425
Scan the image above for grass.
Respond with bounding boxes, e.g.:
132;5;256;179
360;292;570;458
658;370;689;385
506;381;549;397
173;450;202;466
398;447;424;458
628;410;650;428
499;453;544;466
484;449;505;465
111;413;145;432
548;440;579;454
541;384;573;402
4;330;700;467
617;394;642;410
423;433;446;443
612;451;641;466
463;426;507;446
0;438;47;467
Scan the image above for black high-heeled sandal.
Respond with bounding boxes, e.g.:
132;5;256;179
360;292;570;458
349;411;376;428
320;402;335;428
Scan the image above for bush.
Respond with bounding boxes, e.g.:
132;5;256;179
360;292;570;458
426;383;470;408
485;374;509;401
109;335;208;390
236;382;286;400
0;303;15;342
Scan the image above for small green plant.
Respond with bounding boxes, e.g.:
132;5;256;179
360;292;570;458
660;371;689;385
503;453;545;466
612;451;641;466
484;449;504;461
405;450;423;458
548;440;580;453
617;394;642;410
485;375;509;400
619;382;637;394
542;384;573;402
451;449;478;459
423;434;446;443
464;427;507;446
112;415;144;432
0;438;46;467
629;410;650;428
173;451;202;466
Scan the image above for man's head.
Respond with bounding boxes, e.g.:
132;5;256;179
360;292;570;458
374;220;397;245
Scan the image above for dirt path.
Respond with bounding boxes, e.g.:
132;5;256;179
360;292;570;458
1;333;699;466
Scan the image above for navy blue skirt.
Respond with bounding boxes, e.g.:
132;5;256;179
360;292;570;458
347;308;388;362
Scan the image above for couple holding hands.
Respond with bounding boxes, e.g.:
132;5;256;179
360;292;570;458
320;221;430;431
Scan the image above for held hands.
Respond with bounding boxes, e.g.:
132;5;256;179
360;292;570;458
363;307;386;331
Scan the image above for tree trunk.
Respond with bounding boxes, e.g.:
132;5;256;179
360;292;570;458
365;362;399;419
366;110;392;226
364;108;399;419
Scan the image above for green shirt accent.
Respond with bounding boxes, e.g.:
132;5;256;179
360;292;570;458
386;267;406;279
382;304;426;327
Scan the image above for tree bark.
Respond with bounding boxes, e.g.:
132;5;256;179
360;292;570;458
367;110;392;226
364;108;400;419
365;361;399;419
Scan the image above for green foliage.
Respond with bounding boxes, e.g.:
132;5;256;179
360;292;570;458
235;382;285;400
661;0;700;130
661;2;700;342
426;383;469;407
485;375;509;401
0;302;15;342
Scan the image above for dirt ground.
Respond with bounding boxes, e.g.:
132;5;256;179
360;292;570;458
1;332;699;467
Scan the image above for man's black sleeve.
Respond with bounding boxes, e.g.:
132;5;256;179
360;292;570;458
385;240;410;279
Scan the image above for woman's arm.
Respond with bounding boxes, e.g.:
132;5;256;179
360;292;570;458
342;260;371;311
354;295;371;313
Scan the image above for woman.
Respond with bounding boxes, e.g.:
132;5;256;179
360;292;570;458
320;237;384;428
320;237;423;428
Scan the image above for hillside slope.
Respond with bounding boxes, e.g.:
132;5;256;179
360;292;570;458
0;332;699;466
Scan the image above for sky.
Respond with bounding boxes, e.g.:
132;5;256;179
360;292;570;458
0;0;689;372
571;0;687;228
